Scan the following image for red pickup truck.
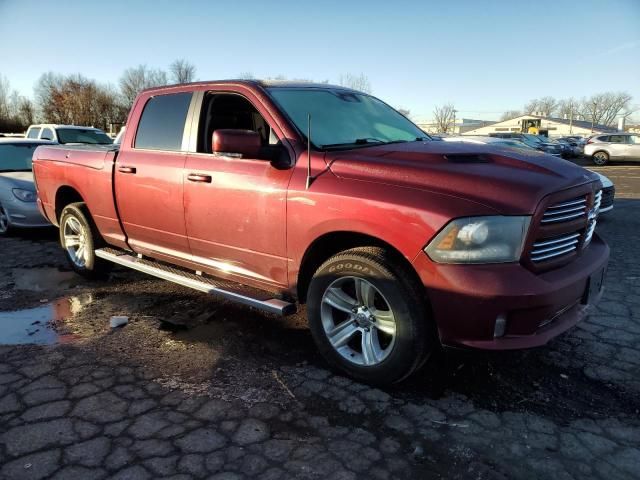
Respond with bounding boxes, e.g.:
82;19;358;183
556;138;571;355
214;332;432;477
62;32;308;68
33;80;609;384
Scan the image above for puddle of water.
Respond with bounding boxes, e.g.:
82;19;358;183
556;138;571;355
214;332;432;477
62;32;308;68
0;294;93;345
12;268;80;292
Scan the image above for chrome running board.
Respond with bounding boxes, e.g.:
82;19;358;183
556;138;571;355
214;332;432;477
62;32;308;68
95;247;296;316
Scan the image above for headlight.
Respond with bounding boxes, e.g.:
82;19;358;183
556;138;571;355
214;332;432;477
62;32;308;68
12;188;37;202
425;216;531;264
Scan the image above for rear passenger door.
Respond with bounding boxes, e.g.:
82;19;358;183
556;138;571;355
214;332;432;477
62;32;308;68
114;92;194;262
625;135;640;160
606;135;627;159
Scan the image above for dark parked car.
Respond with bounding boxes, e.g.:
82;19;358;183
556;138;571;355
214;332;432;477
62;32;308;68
489;132;563;157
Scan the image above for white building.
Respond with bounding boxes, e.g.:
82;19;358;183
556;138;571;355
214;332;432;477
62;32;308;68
462;114;615;138
417;118;494;135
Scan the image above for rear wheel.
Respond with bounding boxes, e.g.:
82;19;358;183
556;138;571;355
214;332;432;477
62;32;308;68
306;247;434;385
592;151;609;166
0;204;10;235
59;203;111;279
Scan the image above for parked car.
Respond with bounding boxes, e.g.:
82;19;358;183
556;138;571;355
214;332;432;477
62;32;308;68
0;139;53;234
25;124;113;145
33;81;609;384
489;132;563;156
555;138;582;158
584;133;640;165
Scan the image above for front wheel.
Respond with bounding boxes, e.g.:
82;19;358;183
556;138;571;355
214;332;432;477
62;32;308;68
592;151;609;166
59;203;111;279
306;247;434;385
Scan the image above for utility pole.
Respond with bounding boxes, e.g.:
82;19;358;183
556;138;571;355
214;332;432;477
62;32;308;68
452;109;457;135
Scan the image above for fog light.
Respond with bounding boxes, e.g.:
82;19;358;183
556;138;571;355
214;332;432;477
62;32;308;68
494;314;507;338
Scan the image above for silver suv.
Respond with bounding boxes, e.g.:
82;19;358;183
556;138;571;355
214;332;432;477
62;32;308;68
584;133;640;165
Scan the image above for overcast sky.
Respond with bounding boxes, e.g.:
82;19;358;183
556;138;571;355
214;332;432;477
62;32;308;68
1;0;639;121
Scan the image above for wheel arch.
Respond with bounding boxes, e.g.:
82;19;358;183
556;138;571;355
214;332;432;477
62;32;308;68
55;186;85;224
296;230;425;304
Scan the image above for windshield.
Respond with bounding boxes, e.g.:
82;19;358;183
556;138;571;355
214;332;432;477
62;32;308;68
56;128;113;144
0;144;38;171
268;88;428;149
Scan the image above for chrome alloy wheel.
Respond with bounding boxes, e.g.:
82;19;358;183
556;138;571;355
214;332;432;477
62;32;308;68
0;205;9;233
62;216;88;268
593;152;608;165
320;276;397;366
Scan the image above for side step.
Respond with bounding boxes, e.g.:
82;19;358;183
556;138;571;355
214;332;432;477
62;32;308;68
95;247;296;316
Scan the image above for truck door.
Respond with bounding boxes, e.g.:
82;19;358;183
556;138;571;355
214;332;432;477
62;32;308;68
114;92;193;262
183;91;294;289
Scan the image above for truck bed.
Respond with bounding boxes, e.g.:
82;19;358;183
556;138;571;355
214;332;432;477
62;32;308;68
32;143;127;248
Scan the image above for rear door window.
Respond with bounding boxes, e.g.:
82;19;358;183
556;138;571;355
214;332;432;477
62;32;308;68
609;135;625;143
26;128;41;139
135;93;192;151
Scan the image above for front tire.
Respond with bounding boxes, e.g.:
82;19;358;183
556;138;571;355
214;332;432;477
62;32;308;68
0;204;11;235
59;203;111;279
307;247;434;385
592;151;609;166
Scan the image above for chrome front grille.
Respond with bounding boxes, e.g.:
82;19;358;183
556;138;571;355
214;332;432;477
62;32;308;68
531;232;581;262
530;191;600;265
540;196;588;224
584;190;602;246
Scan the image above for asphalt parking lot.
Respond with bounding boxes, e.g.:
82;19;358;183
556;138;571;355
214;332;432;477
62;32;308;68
0;162;639;479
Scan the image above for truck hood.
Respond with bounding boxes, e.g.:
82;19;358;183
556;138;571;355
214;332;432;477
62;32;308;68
325;141;598;214
0;171;35;189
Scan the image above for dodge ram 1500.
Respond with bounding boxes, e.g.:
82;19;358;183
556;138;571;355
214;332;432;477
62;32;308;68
33;80;609;384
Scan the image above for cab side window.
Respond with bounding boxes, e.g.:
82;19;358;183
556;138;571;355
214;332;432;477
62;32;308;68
27;128;41;139
197;93;281;156
135;93;192;151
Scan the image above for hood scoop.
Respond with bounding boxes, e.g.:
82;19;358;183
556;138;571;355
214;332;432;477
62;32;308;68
443;153;489;163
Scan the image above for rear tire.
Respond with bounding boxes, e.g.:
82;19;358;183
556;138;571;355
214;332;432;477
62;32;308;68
306;247;434;385
59;203;112;279
592;151;609;166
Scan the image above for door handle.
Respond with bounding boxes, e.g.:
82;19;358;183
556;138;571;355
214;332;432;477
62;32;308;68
118;166;137;174
187;173;212;183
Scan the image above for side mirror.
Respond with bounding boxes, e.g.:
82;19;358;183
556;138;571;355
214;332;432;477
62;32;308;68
212;129;261;159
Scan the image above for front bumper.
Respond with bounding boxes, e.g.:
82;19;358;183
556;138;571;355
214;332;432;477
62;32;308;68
412;234;609;350
3;198;50;228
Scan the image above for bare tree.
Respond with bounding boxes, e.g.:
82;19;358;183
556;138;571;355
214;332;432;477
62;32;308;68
523;99;539;115
34;73;126;130
397;108;411;118
433;103;456;134
580;92;632;129
500;110;521;121
537;97;558;116
523;97;556;116
0;75;11;119
554;98;581;133
169;59;196;84
17;97;35;126
0;76;36;132
338;73;372;93
119;65;167;107
238;72;255;80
